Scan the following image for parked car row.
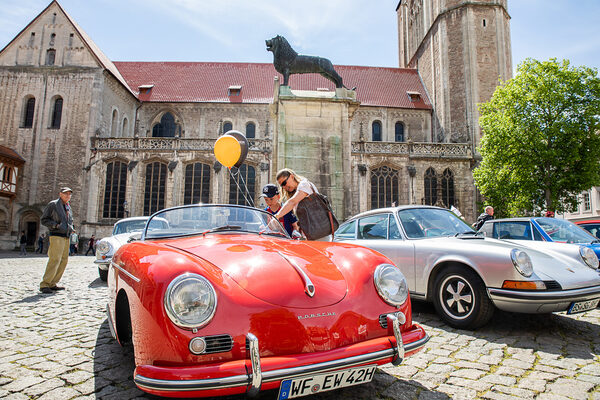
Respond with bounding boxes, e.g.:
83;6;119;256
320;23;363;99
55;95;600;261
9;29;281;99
95;204;600;399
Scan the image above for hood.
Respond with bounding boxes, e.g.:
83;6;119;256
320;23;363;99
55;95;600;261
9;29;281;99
166;234;348;308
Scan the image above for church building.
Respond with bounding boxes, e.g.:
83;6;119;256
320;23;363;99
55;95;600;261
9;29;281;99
0;0;511;248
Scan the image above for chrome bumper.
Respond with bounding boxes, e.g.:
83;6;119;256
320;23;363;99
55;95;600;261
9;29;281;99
489;285;600;313
134;314;429;394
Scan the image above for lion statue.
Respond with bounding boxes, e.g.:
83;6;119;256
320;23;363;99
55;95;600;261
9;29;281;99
266;35;348;89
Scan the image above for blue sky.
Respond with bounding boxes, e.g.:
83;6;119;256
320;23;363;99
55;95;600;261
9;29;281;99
0;0;599;74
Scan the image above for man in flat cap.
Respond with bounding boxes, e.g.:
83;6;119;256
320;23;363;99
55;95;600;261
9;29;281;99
39;187;74;294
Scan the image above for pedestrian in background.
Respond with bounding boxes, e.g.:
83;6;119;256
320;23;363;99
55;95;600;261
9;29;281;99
36;234;44;253
473;206;494;231
69;230;79;256
19;231;27;256
85;235;96;256
39;187;74;294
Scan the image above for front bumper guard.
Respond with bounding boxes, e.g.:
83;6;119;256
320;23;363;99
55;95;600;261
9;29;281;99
134;313;429;395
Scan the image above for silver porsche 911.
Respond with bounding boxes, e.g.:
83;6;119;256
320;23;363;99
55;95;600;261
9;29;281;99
335;206;600;329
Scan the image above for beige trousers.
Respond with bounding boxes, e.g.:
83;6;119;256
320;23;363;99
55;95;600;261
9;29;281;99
40;236;69;289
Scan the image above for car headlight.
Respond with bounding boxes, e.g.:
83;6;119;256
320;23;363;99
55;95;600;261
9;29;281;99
510;249;533;277
374;264;409;306
164;274;217;329
96;241;112;256
580;246;599;270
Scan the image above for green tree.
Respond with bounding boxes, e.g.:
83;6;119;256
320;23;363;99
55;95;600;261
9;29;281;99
474;58;600;216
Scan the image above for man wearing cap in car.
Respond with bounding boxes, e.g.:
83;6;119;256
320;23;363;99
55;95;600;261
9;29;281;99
39;187;75;294
261;184;300;237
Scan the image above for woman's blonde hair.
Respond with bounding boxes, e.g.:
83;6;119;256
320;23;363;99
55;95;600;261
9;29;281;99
276;168;306;202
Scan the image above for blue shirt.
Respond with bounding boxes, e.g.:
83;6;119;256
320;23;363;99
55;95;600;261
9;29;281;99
265;206;297;236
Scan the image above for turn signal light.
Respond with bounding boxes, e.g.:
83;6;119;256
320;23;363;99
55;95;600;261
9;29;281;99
502;280;546;290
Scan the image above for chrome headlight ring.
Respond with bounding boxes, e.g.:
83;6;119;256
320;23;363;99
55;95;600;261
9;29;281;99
510;249;533;277
164;273;217;330
374;263;409;306
580;246;599;270
96;241;112;256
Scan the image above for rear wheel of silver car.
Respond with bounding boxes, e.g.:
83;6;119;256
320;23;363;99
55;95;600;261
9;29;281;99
433;266;494;329
98;267;108;282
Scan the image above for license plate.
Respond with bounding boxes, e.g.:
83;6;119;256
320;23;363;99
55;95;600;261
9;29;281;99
568;298;600;314
277;365;376;399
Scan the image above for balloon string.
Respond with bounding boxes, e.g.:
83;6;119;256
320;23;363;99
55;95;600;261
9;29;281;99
229;167;255;208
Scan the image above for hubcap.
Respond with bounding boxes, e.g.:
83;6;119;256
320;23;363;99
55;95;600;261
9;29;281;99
439;275;474;320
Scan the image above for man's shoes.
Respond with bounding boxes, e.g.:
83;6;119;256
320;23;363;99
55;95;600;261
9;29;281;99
40;287;53;294
50;286;65;291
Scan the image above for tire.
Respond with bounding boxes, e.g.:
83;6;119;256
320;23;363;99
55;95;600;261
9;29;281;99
98;267;108;282
433;266;494;329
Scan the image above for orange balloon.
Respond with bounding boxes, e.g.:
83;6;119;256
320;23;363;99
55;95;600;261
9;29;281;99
214;135;242;168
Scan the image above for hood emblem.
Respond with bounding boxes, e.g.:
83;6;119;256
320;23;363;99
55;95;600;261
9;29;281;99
298;312;335;320
567;268;575;273
277;251;315;297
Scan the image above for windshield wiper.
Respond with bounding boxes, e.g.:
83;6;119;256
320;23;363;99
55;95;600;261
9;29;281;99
202;225;242;235
259;228;288;237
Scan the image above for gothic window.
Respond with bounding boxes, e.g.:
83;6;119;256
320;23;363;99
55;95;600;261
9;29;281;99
246;122;255;139
29;32;35;46
45;49;55;65
152;112;180;137
223;121;232;134
103;161;127;219
111;109;118;136
370;166;399;209
441;168;455;207
50;97;62;129
22;97;35;128
122;117;128;137
229;164;255;206
144;162;167;215
49;33;56;46
372;120;382;141
424;167;437;206
184;163;211;204
395;122;405;142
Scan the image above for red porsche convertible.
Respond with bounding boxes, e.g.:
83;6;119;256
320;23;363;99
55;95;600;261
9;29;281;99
106;204;428;398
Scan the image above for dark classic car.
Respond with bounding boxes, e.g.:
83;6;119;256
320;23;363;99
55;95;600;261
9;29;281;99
107;204;428;398
335;206;600;329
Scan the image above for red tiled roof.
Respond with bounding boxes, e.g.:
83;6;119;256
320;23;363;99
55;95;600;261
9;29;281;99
113;62;432;110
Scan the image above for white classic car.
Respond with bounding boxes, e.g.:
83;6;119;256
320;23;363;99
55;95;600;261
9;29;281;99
335;206;600;329
94;216;168;281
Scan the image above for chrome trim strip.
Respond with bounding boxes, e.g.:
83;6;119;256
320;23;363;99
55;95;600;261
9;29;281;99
247;333;261;396
111;261;140;283
105;304;117;340
387;314;404;365
277;251;315;297
134;334;430;392
489;285;600;300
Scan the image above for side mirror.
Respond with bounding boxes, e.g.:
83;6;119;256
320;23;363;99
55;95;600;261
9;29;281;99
128;232;142;242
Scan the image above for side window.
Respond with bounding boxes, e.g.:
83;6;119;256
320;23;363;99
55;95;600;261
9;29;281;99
335;221;357;239
494;221;531;240
358;214;388;240
479;222;493;237
532;224;544;241
389;216;402;239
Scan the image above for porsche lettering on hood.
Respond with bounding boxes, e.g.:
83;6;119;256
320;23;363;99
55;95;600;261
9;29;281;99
297;312;336;320
168;237;348;308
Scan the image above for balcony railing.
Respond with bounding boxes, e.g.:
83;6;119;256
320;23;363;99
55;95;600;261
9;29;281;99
91;137;272;153
351;141;472;158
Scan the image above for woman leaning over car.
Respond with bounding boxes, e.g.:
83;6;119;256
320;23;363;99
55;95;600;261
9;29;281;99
274;168;332;241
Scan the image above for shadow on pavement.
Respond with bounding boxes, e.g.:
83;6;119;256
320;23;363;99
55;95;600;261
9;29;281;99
89;277;107;288
411;299;600;359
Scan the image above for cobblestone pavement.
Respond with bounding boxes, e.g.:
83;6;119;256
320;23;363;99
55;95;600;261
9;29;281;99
1;253;599;400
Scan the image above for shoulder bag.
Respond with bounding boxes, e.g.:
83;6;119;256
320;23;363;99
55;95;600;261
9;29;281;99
295;183;340;240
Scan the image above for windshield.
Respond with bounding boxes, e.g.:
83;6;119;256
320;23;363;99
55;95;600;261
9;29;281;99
397;208;474;239
113;218;169;235
534;217;598;244
143;205;288;239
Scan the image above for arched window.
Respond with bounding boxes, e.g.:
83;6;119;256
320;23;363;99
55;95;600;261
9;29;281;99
144;162;167;215
395;122;405;142
372;121;382;141
223;121;233;134
103;161;127;219
424;167;437;206
370;166;400;209
22;97;35;128
441;168;455;208
111;110;118;136
45;49;55;65
121;117;128;137
229;164;255;206
50;97;62;129
184;163;211;204
246;122;255;139
152;112;180;137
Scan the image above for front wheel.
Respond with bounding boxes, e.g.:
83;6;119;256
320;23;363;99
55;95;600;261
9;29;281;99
98;266;108;282
433;266;494;329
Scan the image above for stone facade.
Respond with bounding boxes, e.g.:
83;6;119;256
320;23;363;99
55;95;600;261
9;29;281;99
0;0;512;247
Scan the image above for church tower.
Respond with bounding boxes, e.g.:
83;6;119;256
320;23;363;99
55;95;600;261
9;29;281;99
397;0;512;149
